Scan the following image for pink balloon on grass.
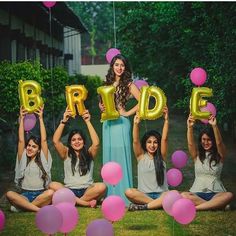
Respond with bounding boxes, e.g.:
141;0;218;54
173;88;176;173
162;190;182;216
106;48;121;64
55;202;79;234
190;67;207;86
86;219;114;236
101;162;123;185
43;1;56;8
102;195;126;222
172;198;196;225
200;102;217;124
134;80;149;90
24;113;36;132
35;205;63;234
0;209;5;231
171;150;188;169
52;188;76;206
167;168;183;187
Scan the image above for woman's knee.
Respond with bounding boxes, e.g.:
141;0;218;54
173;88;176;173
181;192;192;199
48;181;63;190
125;188;136;198
95;183;107;194
44;189;54;198
225;192;234;201
6;191;15;200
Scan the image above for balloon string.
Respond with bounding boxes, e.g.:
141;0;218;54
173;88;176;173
112;2;117;47
112;185;115;195
49;7;56;132
172;218;175;236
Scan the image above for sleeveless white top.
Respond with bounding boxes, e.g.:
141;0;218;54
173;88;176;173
190;152;226;193
64;156;94;189
15;149;52;190
138;152;168;193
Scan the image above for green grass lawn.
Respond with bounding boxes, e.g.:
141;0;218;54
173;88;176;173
1;104;236;235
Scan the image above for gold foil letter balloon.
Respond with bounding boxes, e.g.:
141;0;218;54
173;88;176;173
97;85;119;122
65;85;88;117
139;86;167;120
18;80;43;113
190;87;213;120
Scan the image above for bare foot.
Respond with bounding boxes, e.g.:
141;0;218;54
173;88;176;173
89;199;97;208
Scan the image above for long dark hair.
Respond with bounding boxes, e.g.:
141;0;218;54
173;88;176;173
19;136;48;189
198;127;221;168
105;54;132;108
141;130;165;186
67;129;92;176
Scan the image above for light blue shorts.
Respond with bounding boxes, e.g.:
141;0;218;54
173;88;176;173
21;190;44;202
146;192;162;200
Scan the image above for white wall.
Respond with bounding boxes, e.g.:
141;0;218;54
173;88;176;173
81;64;109;80
64;26;82;75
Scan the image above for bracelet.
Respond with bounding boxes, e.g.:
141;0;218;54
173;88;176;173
60;120;67;125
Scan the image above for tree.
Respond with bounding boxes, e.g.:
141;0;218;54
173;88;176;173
68;2;114;64
115;2;236;138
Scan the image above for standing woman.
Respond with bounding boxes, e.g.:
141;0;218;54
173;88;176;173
6;106;53;212
99;54;140;205
125;107;169;211
182;114;233;210
50;107;106;207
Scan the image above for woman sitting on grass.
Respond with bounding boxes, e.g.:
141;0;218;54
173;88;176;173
49;107;106;207
181;114;233;210
6;106;53;212
125;107;169;211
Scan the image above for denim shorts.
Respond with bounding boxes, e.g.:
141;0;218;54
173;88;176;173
195;192;216;201
70;188;87;198
21;190;44;202
146;192;162;200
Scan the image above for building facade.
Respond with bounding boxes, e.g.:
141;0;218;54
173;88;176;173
0;2;87;74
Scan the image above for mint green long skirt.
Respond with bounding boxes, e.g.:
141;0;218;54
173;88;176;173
103;116;133;206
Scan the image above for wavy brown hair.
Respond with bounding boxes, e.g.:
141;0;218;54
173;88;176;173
67;129;92;176
19;136;48;189
198;127;221;168
141;130;165;186
104;54;133;108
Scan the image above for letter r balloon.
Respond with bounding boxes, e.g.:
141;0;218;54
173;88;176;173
65;85;88;117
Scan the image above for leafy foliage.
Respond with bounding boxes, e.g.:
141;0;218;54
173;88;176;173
115;2;236;135
68;2;114;63
0;60;102;167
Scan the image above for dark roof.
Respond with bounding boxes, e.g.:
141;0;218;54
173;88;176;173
0;2;87;33
43;2;87;33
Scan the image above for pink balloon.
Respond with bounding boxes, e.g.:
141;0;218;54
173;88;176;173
134;80;149;90
190;67;207;86
106;48;121;64
35;205;63;234
0;210;5;231
200;102;217;124
24;113;36;132
171;150;188;169
86;219;114;236
167;168;183;187
43;1;56;8
102;195;126;222
101;162;123;185
172;198;196;225
52;188;76;206
162;190;182;216
55;202;79;233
